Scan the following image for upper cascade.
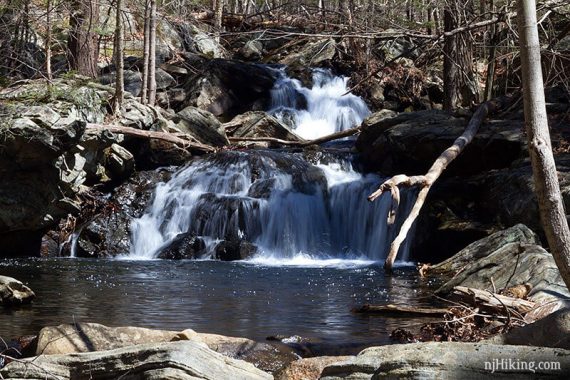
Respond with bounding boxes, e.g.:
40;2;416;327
268;68;371;140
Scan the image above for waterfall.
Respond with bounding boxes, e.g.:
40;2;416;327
128;68;414;262
268;68;371;140
129;151;415;261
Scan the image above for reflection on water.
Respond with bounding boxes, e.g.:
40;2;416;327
0;258;440;349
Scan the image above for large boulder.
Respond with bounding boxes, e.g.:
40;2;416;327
279;39;336;67
157;233;206;259
74;168;174;258
35;323;296;373
174;106;229;146
183;58;277;119
430;225;570;320
356;110;525;176
275;356;353;380
224;111;305;147
320;343;570;379
2;341;272;380
0;276;35;306
490;308;570;349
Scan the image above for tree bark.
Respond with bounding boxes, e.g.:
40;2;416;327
148;0;157;106
517;0;570;290
68;0;99;78
141;1;151;104
46;0;52;81
113;0;124;115
214;0;224;43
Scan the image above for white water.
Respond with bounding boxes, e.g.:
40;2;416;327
129;69;414;262
268;68;371;140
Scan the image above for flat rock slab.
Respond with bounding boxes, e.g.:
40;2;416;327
320;342;570;379
0;275;35;305
2;341;272;380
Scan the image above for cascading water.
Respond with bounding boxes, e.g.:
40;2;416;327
129;68;414;262
268;68;371;140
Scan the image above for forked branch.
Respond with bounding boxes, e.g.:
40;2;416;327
369;97;512;270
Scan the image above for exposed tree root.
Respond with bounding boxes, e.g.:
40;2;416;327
368;97;512;270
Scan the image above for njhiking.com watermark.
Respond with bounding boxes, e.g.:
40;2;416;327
485;358;561;373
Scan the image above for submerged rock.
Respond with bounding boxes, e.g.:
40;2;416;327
3;341;271;380
0;276;35;306
320;342;570;379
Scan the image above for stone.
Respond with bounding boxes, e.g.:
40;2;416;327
35;323;296;373
3;341;272;380
106;143;135;180
0;275;35;306
432;225;570;320
183;58;277;119
178;24;226;58
239;40;264;61
356;110;525;175
320;342;570;379
489;308;570;349
175;106;229;147
225;111;304;145
275;356;353;380
157;233;206;260
279;39;336;67
214;239;258;261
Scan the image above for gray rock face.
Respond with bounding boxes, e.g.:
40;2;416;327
175;106;229;147
0;275;35;305
225;111;304;146
183;58;276;119
431;225;570;319
2;341;272;380
320;342;570;379
491;308;570;349
279;39;336;67
356;110;525;176
35;323;296;374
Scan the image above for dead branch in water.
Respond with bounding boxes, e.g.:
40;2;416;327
368;96;513;271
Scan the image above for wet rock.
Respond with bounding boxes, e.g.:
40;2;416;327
174;106;229;146
35;323;295;374
157;233;206;260
275;356;353;380
489;308;570;349
75;168;175;258
106;143;135;180
0;276;35;306
279;39;336;67
214;239;258;261
356;110;525;175
224;111;304;146
320;343;570;379
183;58;276;119
3;341;271;380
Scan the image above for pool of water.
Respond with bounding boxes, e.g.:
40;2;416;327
0;258;441;351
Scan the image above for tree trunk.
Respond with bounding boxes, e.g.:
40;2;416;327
141;1;151;104
113;0;124;115
68;0;99;78
148;0;157;106
517;0;570;290
214;0;224;43
46;0;52;81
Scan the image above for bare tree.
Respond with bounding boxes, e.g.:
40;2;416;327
214;0;224;43
517;0;570;290
46;0;53;81
141;0;151;105
113;0;125;115
148;0;157;106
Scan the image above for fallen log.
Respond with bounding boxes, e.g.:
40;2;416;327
86;123;216;154
451;286;536;315
368;96;513;270
228;126;360;147
352;304;451;317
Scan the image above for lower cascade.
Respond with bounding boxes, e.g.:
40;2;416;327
129;69;411;262
129;150;414;261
